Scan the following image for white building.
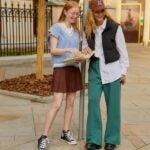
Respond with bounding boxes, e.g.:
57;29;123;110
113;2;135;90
0;0;65;50
1;0;150;46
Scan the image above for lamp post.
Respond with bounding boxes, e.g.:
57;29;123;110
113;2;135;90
78;0;89;140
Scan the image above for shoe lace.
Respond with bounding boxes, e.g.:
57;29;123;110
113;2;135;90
65;131;75;141
39;138;48;148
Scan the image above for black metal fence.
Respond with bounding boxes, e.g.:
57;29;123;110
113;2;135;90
0;2;52;56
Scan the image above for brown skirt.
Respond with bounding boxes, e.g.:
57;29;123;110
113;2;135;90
51;66;83;93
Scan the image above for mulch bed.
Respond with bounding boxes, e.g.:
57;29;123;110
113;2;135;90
0;74;53;96
0;74;88;96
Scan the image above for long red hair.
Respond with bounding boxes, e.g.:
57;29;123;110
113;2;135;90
58;0;79;30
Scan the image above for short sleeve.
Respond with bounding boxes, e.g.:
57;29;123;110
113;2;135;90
48;23;60;38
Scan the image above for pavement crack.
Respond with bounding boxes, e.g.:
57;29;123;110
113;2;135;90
5;139;37;150
136;143;150;150
31;103;37;136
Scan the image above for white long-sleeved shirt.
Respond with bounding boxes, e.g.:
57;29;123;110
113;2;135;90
83;19;129;84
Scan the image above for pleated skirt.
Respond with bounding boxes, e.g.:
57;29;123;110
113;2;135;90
51;66;83;93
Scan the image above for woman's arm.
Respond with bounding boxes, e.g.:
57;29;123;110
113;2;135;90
50;35;81;56
116;26;129;84
82;32;92;54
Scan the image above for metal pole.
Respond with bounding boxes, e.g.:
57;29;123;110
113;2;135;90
78;0;89;140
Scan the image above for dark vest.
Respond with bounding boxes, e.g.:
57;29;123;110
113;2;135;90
87;18;120;64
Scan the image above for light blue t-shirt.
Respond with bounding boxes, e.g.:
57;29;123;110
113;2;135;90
48;23;80;68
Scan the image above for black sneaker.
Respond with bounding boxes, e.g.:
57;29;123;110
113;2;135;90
61;130;77;145
38;135;49;150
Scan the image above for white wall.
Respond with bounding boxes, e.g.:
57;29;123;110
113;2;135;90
52;7;63;24
1;0;32;8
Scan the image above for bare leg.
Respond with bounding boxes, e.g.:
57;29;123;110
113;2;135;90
43;92;64;136
63;92;76;131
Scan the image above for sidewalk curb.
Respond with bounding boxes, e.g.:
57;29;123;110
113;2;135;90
0;89;52;103
0;54;51;66
0;89;88;103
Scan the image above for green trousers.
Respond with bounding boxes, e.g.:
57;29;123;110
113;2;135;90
86;59;121;145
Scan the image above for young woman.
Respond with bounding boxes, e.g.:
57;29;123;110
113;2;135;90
38;1;82;150
83;0;129;150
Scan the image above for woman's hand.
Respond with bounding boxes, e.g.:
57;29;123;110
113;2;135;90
83;47;93;54
120;74;126;85
70;48;82;57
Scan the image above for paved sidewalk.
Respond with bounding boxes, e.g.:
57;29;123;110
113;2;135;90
0;45;150;150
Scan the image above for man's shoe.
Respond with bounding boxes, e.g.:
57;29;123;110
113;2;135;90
104;143;116;150
85;143;102;150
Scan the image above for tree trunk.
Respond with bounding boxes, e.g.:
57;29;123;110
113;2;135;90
36;0;45;80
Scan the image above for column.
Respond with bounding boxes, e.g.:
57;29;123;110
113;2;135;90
105;0;111;5
115;0;121;23
106;0;121;22
143;0;150;46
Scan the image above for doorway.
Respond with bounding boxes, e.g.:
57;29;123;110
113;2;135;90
121;2;144;43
